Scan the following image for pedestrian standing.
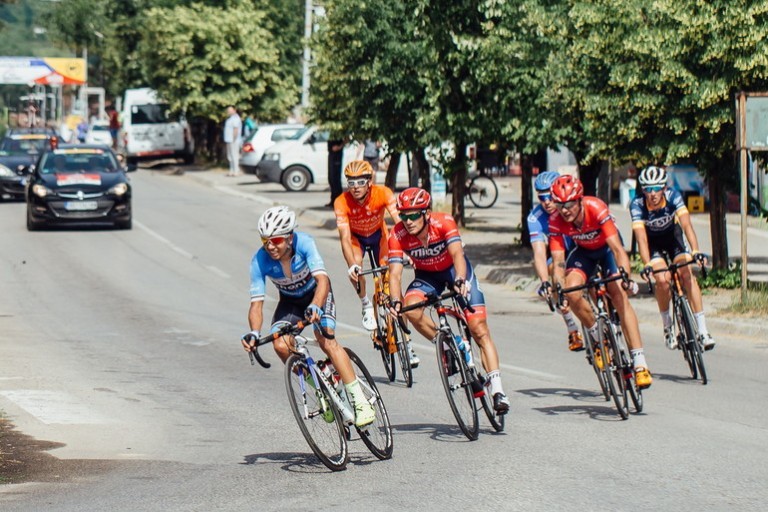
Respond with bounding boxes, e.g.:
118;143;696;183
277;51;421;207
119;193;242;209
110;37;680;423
358;139;381;172
223;106;242;177
107;106;120;150
327;137;344;206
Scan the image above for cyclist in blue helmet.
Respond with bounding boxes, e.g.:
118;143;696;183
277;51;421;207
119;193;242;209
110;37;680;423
527;171;583;352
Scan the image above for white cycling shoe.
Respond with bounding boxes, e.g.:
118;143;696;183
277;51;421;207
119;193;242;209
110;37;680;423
361;306;376;331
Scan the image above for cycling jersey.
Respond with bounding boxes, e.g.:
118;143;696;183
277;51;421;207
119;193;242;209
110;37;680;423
549;196;619;252
629;188;688;237
334;184;396;238
249;231;327;301
527;204;574;252
388;212;461;272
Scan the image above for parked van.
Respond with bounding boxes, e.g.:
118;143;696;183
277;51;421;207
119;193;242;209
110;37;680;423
119;88;194;165
256;126;410;191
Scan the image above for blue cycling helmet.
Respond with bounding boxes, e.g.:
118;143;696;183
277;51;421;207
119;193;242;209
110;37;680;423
534;171;560;192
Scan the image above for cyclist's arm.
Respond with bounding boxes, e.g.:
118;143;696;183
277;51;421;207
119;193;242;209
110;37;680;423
632;225;652;265
551;249;566;287
606;234;631;273
248;299;265;335
337;223;359;268
388;261;404;303
447;241;467;281
311;272;331;309
677;212;700;254
531;240;550;282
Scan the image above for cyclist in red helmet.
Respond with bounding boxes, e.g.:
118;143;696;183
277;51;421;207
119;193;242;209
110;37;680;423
387;187;510;413
549;175;653;389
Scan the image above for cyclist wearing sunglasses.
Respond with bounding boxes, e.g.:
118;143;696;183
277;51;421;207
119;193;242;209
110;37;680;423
549;175;653;389
527;171;583;351
332;161;404;328
631;166;715;351
242;205;376;427
387;187;510;413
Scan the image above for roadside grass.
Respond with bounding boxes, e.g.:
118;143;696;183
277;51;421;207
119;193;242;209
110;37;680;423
724;287;768;316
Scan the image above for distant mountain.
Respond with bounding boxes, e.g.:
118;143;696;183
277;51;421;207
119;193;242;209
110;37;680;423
0;0;73;57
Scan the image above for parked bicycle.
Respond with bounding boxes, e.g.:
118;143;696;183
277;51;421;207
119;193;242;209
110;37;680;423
399;288;504;440
439;167;499;209
554;268;643;420
357;246;414;387
246;319;393;471
642;256;709;384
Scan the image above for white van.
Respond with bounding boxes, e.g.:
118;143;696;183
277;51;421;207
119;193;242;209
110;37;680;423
119;88;194;165
256;126;410;191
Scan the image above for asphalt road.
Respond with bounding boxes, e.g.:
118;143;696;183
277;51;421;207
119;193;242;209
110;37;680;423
0;167;766;511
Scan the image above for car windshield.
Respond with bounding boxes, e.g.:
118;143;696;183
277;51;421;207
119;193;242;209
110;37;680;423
287;126;311;140
39;150;119;174
0;136;49;156
130;104;176;124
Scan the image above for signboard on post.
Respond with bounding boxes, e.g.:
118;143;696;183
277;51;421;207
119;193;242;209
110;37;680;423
0;57;86;85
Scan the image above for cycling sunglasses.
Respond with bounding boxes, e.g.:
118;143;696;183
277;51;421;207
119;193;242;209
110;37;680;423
537;193;552;202
261;235;290;246
642;185;665;193
554;200;579;211
399;210;425;221
347;178;370;188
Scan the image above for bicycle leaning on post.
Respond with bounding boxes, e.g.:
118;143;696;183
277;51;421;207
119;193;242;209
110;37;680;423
244;319;393;471
399;287;505;440
357;246;414;387
642;254;709;385
554;268;644;420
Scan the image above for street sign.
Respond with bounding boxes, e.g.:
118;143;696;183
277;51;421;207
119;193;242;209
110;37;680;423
745;96;768;151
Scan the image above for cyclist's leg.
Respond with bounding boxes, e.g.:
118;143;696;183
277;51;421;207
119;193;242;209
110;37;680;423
547;257;582;348
648;244;675;347
269;297;306;362
563;249;596;333
672;238;715;348
402;275;440;340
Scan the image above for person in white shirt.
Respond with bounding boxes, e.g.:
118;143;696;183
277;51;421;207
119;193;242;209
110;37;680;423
223;106;242;177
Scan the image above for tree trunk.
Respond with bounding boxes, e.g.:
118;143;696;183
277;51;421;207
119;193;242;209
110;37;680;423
451;142;468;226
385;152;401;191
413;147;430;190
579;159;601;197
708;170;729;270
520;154;534;249
596;159;611;204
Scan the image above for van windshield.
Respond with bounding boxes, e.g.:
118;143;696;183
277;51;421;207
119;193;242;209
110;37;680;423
288;127;311;140
131;104;175;125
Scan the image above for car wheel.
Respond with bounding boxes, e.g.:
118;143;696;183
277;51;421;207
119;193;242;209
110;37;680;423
281;166;311;192
116;217;132;230
183;152;195;165
26;207;43;231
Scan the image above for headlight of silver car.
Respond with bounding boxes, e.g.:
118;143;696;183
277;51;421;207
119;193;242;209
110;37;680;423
0;164;14;177
109;183;129;196
32;184;52;197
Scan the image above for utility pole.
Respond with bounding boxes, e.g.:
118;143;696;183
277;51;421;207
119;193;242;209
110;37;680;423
300;0;313;109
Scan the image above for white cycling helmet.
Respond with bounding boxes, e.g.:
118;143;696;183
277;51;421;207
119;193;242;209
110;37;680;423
258;206;297;237
638;166;667;187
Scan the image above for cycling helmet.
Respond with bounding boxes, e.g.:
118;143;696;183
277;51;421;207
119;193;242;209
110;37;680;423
397;187;431;211
258;206;297;237
550;175;584;202
534;171;560;192
638;166;667;187
344;160;373;178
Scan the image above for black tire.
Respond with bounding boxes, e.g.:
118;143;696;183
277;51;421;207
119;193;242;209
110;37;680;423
436;332;479;440
615;327;643;413
284;355;348;471
281;166;311;191
26;207;43;231
345;348;393;460
465;323;504;432
676;299;698;380
600;319;629;420
584;326;610;401
374;302;396;382
467;175;498;208
115;217;132;230
182;151;195;165
394;320;413;388
680;298;707;384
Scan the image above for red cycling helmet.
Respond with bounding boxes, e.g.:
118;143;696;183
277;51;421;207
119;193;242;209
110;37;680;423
550;175;584;203
397;187;431;211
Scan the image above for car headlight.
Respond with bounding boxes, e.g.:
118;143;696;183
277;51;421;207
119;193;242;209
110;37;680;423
263;152;280;161
0;164;13;177
109;183;129;196
32;184;52;197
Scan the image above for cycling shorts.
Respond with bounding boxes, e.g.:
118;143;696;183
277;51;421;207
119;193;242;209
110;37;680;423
405;257;486;321
271;289;337;334
566;245;620;280
648;224;688;263
353;230;388;266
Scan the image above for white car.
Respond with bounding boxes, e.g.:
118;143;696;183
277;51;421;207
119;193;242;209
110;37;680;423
85;120;114;146
240;123;304;174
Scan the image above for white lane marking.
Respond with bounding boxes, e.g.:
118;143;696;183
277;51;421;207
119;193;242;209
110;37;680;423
213;184;273;205
0;390;112;425
135;220;229;279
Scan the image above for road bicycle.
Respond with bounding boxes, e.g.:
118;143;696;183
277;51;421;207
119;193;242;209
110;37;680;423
642;256;709;385
246;320;393;471
399;288;504;440
357;246;413;387
555;269;643;420
439;167;499;208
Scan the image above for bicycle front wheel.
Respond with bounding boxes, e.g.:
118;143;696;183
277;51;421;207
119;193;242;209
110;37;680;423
467;330;504;432
393;319;413;388
285;355;348;471
584;326;610;401
436;332;479;440
615;328;643;414
345;348;394;460
600;319;629;420
468;175;498;208
375;302;396;382
680;298;707;384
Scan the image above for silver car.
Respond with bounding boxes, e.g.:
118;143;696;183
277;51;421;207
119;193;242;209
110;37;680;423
240;123;304;175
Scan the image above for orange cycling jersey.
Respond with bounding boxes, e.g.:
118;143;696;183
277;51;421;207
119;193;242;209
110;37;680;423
334;184;396;238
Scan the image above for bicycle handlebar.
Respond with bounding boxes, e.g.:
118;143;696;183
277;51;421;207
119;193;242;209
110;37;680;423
245;319;334;369
641;257;708;294
555;268;629;309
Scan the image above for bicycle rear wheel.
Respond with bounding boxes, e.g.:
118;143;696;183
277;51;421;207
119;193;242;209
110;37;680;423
680;298;708;385
393;319;413;387
285;355;348;471
436;332;479;440
345;348;394;460
584;326;610;401
467;175;498;208
375;301;396;382
600;319;629;420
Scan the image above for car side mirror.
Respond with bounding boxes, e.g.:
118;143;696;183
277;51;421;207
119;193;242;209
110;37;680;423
305;134;316;145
